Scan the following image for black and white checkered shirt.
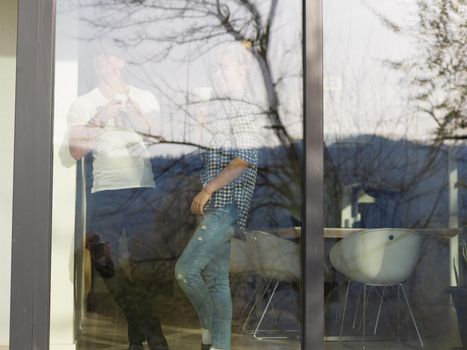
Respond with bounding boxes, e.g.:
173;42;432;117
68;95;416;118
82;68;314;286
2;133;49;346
200;98;261;229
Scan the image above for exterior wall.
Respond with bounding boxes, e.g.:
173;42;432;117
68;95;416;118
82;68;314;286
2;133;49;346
0;0;17;346
49;8;80;349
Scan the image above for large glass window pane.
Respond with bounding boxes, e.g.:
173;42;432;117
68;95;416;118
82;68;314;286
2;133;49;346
0;1;17;349
324;1;466;349
51;1;303;349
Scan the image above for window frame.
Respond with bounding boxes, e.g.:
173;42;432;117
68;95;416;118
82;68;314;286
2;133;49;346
10;0;55;349
10;0;324;349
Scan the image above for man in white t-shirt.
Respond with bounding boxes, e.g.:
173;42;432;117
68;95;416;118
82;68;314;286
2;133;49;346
68;49;168;350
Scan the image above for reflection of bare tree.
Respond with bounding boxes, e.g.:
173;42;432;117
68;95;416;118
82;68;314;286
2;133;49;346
71;0;300;160
321;5;467;335
66;0;303;223
358;0;467;235
369;0;466;142
330;137;449;228
322;0;465;229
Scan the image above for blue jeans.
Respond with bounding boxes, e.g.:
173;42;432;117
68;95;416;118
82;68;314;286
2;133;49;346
175;205;237;350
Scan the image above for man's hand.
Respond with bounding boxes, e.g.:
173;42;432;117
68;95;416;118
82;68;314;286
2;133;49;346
191;189;213;215
126;98;143;116
95;100;123;125
125;98;153;134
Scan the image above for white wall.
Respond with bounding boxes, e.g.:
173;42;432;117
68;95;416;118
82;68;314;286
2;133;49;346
0;0;17;346
0;2;79;347
49;7;80;349
49;59;79;350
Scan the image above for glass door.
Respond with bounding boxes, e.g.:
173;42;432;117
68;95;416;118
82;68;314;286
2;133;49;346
323;0;467;349
50;1;304;349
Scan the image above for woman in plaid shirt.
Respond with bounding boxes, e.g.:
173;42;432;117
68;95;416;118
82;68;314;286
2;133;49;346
175;42;262;350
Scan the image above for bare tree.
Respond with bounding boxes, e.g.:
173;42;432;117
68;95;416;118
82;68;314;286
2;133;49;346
368;0;467;142
64;0;304;224
68;0;301;160
325;0;467;230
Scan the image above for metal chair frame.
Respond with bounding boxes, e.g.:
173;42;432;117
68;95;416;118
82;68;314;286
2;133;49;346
338;280;424;349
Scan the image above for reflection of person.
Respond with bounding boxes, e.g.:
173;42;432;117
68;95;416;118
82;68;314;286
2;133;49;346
67;47;168;350
175;43;259;350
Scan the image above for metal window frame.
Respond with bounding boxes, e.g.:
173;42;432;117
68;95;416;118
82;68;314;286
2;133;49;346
303;0;324;349
9;0;324;349
10;0;56;349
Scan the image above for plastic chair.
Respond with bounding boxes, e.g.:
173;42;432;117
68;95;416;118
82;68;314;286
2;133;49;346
230;237;257;325
230;237;256;277
330;228;423;349
244;230;300;339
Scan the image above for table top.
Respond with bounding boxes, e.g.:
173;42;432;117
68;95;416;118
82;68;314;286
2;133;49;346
270;227;460;239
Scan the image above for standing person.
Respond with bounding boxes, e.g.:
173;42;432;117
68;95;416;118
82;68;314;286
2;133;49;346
175;42;261;350
67;46;169;350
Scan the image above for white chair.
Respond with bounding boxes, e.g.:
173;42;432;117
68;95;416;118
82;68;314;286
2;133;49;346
244;230;300;339
330;228;423;349
230;237;256;277
230;237;257;325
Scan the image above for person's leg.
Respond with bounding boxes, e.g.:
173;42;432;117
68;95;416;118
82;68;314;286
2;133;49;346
175;205;236;350
125;188;169;349
202;231;233;350
88;189;145;345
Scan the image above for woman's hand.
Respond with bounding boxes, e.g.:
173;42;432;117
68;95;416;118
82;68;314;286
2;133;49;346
191;189;213;215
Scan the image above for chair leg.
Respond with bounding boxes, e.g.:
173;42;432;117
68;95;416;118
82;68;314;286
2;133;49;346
339;281;351;342
324;281;341;335
362;284;367;350
374;286;385;335
242;295;259;332
397;285;400;343
324;281;336;320
357;285;372;331
235;283;256;326
242;279;272;332
334;282;343;325
352;284;363;329
253;281;279;339
400;283;424;348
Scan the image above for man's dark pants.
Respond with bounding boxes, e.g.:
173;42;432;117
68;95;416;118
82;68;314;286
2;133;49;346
88;187;162;344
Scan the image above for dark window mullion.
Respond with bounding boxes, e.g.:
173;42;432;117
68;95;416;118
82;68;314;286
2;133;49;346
304;0;324;349
10;0;56;349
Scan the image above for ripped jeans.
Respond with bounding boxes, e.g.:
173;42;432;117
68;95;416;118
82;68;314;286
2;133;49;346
175;204;237;350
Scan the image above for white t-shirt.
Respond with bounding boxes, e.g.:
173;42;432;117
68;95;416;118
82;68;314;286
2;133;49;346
67;86;159;193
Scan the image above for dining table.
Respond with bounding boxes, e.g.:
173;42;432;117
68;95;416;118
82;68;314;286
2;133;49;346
271;226;460;239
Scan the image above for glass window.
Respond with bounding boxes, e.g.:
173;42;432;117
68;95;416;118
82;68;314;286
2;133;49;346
324;0;466;349
0;1;18;348
51;1;303;349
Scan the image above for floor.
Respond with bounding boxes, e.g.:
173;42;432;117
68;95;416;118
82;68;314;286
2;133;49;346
77;313;300;350
72;274;464;350
324;342;461;350
75;313;463;350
